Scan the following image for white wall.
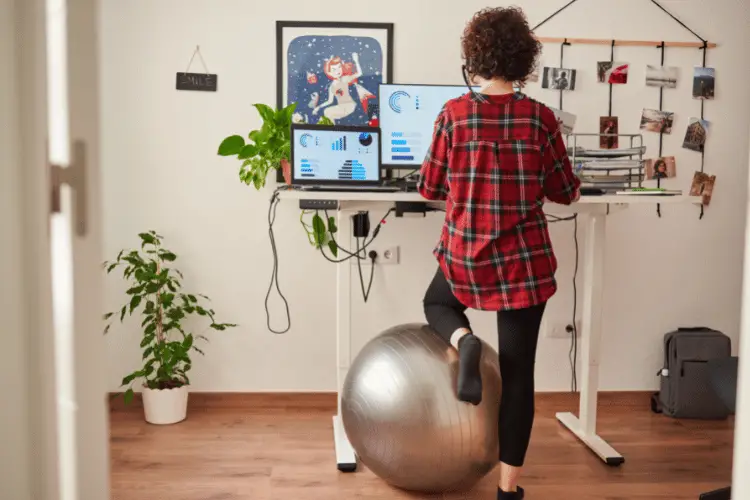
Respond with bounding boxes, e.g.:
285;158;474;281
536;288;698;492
101;0;750;392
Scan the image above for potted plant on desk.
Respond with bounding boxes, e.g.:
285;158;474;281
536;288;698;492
217;104;338;253
103;231;236;424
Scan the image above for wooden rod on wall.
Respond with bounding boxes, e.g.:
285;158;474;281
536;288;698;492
536;37;717;48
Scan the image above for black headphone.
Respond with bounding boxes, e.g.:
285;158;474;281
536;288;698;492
461;62;486;103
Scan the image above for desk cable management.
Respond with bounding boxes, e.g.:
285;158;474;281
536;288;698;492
266;186;393;334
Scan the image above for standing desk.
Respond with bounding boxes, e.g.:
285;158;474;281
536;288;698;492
279;190;699;471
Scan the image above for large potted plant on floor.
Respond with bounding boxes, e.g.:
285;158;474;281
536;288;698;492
103;231;236;424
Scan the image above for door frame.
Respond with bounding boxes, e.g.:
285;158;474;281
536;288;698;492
7;0;110;498
4;0;61;498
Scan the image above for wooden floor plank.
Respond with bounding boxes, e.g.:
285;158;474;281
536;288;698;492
110;392;734;499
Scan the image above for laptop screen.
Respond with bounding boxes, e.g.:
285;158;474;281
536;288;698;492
292;126;381;185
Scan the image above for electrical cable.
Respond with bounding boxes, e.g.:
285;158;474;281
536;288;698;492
319;209;392;263
355;239;377;303
265;187;291;334
570;215;579;392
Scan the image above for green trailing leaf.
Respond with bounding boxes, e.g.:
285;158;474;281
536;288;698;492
122;371;139;386
126;285;144;295
140;333;155;347
217;135;245;156
254;103;276;123
328;240;338;257
123;388;134;405
138;232;156;246
182;334;194;350
159;251;177;262
107;263;118;273
120;306;127;322
237;144;258;160
129;295;142;314
312;213;326;247
142;346;153;360
103;312;114;320
328;217;338;234
160;293;175;308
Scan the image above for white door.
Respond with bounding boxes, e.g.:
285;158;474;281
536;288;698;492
9;0;109;498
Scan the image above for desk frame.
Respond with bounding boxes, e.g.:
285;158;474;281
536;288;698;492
280;191;697;471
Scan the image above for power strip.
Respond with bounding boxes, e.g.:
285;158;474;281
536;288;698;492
299;199;339;210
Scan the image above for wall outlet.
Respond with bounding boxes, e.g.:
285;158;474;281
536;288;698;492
546;320;582;339
351;245;400;266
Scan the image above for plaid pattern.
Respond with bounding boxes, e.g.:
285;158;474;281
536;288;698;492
417;92;580;311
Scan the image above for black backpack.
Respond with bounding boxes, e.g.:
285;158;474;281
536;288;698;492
651;327;731;419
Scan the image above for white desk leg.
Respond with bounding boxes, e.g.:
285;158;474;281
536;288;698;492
334;208;357;472
556;212;625;466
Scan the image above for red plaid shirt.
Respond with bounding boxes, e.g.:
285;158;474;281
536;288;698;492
418;92;580;311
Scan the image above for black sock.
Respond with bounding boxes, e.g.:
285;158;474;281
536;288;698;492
498;486;524;499
456;334;482;405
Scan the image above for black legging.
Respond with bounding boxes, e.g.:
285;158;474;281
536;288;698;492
422;267;546;467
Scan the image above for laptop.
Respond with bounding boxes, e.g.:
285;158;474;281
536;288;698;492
290;123;400;192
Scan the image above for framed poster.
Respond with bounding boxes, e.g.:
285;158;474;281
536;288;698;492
276;21;394;128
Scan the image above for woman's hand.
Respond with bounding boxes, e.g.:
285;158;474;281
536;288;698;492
352;52;360;63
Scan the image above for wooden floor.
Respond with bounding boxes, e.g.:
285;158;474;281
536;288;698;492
110;392;734;499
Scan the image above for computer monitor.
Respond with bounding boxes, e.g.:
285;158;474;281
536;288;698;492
378;83;475;168
290;124;382;186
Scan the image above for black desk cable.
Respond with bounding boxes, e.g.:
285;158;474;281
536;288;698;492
266;193;393;334
266;187;291;334
548;212;579;392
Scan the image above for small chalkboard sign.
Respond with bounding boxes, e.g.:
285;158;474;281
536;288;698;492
176;72;217;92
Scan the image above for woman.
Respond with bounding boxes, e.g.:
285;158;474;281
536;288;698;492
418;7;580;499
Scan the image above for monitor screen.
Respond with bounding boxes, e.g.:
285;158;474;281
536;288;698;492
292;126;381;184
379;84;473;167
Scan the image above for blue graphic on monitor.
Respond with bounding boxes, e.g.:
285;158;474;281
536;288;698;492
380;84;476;166
358;133;373;147
389;90;410;114
299;133;313;147
331;136;348;151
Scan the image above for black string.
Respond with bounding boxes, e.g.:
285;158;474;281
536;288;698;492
656;42;666;218
649;0;708;43
699;41;708;219
532;0;581;30
559;40;569;109
608;40;615;117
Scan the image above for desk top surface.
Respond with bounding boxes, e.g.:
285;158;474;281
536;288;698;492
278;189;700;206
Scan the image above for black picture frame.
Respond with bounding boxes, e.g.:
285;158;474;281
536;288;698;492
275;21;394;182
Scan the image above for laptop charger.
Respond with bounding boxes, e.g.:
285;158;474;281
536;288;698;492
353;212;370;238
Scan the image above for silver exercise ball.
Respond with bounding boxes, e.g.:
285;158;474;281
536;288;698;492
341;323;502;493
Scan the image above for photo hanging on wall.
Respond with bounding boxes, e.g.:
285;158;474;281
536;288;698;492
276;21;394;128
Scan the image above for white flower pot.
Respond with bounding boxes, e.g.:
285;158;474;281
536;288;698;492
141;385;188;425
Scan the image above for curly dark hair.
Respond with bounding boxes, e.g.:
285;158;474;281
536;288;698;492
461;7;541;84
